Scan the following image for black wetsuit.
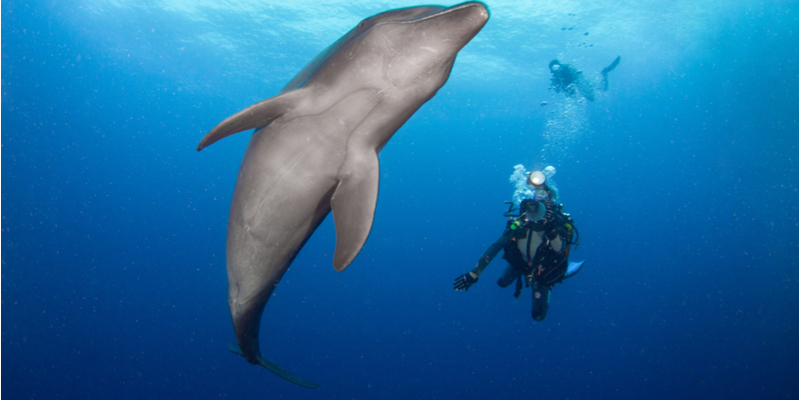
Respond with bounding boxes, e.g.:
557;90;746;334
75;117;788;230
549;56;621;101
468;201;574;321
550;62;588;100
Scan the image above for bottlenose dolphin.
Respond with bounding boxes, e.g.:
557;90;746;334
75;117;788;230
197;2;489;388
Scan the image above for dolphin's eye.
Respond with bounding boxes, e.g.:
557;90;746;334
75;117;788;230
358;21;366;28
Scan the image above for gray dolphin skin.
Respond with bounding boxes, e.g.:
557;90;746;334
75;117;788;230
197;2;489;388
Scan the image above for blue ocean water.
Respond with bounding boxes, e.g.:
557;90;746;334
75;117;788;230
2;0;797;398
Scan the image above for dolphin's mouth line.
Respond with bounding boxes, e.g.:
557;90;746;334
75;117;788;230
380;2;486;27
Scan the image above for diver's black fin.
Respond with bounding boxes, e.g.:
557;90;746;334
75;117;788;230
228;342;320;389
601;56;621;91
602;56;621;75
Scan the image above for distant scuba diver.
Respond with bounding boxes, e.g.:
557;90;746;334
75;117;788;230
549;56;621;101
454;168;584;321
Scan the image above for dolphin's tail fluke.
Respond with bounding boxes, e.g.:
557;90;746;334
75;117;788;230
228;342;320;389
600;56;621;91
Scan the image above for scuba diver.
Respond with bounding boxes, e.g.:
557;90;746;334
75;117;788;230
453;168;584;321
549;56;621;101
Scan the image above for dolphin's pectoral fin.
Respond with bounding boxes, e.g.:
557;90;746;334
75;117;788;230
228;342;320;389
330;149;380;272
197;89;308;151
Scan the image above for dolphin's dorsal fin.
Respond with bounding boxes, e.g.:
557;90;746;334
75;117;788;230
196;89;307;151
330;149;380;272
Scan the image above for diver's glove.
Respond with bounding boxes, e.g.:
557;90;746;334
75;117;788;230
454;272;478;291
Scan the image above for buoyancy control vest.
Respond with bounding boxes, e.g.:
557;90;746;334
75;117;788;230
502;201;578;286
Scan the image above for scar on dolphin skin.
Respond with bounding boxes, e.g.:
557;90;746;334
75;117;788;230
198;2;489;388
